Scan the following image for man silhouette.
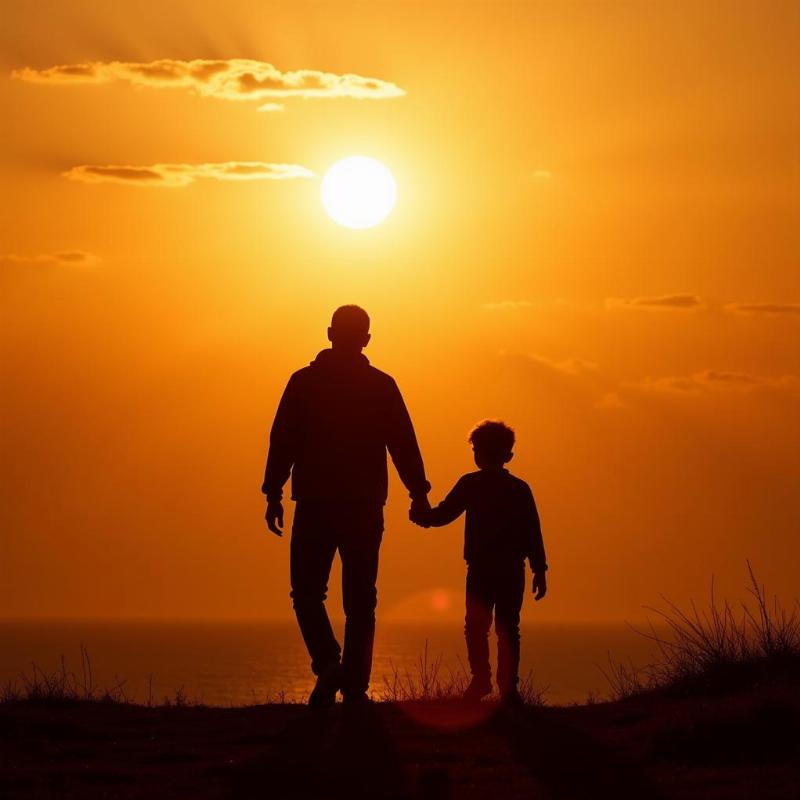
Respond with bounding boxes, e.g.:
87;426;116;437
262;306;431;707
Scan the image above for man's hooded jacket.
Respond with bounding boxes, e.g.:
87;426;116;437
262;349;430;504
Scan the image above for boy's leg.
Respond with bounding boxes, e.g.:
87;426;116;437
495;562;526;696
290;502;341;677
338;503;384;700
465;565;494;690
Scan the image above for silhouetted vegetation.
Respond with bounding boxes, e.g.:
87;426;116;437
0;644;203;708
603;562;800;699
1;644;126;705
378;639;547;705
2;639;547;708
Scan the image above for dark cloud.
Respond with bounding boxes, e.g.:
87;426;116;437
1;251;100;266
633;370;800;395
73;166;165;184
724;302;800;316
606;294;703;311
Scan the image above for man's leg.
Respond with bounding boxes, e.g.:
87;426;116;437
338;504;384;700
495;561;526;697
464;566;494;694
290;502;341;678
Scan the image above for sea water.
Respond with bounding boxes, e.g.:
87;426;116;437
0;620;663;706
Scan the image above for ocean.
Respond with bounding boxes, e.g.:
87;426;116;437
0;620;662;706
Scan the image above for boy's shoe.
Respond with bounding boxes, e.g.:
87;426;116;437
308;662;342;709
462;678;492;704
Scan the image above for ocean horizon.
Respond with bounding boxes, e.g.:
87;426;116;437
0;619;665;706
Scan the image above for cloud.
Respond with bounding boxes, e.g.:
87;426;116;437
63;162;314;187
724;302;800;317
633;370;800;395
606;294;703;311
501;350;800;410
1;250;100;266
256;102;285;113
498;351;608;403
482;298;578;312
537;355;599;376
501;352;598;375
596;391;625;409
498;351;633;412
483;300;534;311
12;59;405;106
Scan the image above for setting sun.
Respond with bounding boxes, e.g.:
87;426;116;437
320;156;397;229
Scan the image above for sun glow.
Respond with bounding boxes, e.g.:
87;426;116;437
320;156;397;229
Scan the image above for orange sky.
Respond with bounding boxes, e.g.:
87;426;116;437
2;0;799;623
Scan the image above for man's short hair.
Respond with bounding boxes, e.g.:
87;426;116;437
469;420;515;458
331;305;370;336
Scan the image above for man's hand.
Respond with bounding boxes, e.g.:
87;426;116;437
265;500;284;536
532;572;547;601
409;495;431;528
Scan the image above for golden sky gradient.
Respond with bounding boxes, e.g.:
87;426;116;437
2;0;799;622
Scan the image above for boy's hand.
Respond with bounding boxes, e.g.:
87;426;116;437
409;496;431;528
532;572;547;601
265;500;284;536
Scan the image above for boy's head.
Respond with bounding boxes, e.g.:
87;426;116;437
469;420;515;470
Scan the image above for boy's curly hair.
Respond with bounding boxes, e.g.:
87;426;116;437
469;419;515;459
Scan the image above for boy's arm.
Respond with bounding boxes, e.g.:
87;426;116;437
525;487;548;599
524;486;548;574
426;477;468;527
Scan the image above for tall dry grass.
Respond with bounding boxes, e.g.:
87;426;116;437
379;640;548;705
603;562;800;699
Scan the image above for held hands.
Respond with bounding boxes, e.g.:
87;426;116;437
532;572;547;601
265;500;284;536
409;495;432;528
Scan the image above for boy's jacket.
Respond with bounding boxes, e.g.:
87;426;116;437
428;469;547;573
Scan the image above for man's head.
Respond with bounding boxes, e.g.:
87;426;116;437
469;420;515;470
328;305;371;352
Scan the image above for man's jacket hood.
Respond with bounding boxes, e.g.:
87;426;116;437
309;348;370;370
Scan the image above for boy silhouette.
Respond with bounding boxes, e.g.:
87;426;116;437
411;420;547;704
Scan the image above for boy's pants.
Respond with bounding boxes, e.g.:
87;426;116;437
465;560;526;693
290;501;384;698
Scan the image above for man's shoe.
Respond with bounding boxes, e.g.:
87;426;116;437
499;689;524;708
308;662;342;709
462;678;492;704
342;692;372;708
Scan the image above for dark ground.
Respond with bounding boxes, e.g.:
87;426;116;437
2;684;799;799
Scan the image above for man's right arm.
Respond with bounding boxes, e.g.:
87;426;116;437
262;375;300;512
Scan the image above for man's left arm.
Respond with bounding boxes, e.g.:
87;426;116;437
385;378;431;502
